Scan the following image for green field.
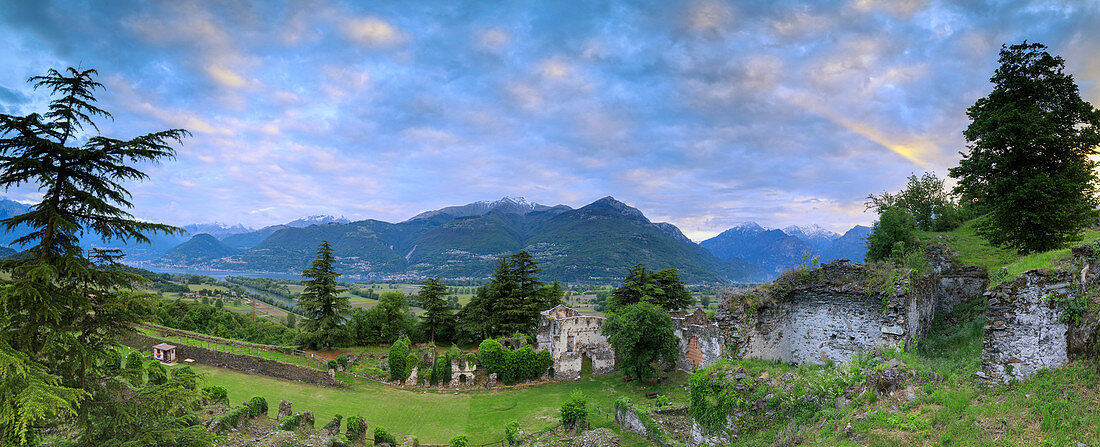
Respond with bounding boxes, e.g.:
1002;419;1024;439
190;363;683;445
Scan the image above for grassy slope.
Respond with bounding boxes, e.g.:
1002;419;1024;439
191;363;685;445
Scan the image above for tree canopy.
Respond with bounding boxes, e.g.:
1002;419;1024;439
607;264;693;312
950;42;1100;253
0;67;210;446
455;251;562;342
417;277;454;343
601;302;679;380
296;240;350;350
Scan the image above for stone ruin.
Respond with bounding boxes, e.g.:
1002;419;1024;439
536;305;616;379
671;309;723;372
449;354;477;387
981;245;1100;382
536;304;725;379
715;245;989;365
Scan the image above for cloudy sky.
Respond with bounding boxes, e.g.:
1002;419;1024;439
1;1;1098;240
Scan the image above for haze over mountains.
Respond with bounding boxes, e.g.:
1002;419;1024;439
0;197;869;282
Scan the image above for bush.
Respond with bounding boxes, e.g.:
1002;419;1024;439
505;420;520;446
560;390;587;430
216;406;250;432
374;426;396;445
124;351;145;386
170;365;198;390
337;354;349;369
406;352;420;381
247;396;268;417
388;336;411;381
449;434;469;447
279;413;306;431
103;349;123;372
345;415;367;440
866;207;917;262
478;339;553;384
202;386;228;405
146;361;168;385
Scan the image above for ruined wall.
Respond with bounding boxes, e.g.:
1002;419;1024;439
536;305;615;379
981;246;1099;382
715;260;942;364
121;332;346;388
673;309;723;372
449;357;477;387
936;267;989;314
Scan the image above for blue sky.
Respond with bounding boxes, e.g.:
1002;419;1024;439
1;1;1097;240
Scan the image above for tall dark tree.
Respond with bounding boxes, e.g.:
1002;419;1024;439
950;42;1100;253
297;240;349;350
0;67;211;445
417;277;454;343
608;264;691;311
455;251;562;342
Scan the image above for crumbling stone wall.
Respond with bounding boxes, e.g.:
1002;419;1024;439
121;332;346;388
982;246;1099;382
672;309;723;372
536;305;615;378
716;260;940;364
450;356;477;387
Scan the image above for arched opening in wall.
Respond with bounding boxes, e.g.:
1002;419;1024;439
548;367;555;378
459;374;467;384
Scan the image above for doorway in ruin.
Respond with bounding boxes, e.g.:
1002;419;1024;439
581;353;593;376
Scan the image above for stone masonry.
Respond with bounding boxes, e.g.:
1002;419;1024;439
536;305;615;379
671;309;723;372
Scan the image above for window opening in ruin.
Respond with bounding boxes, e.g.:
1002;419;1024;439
459;374;467;383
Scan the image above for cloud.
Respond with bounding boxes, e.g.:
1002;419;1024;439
342;17;407;48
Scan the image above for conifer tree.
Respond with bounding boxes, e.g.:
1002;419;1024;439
417;277;454;343
0;67;202;445
297;240;349;350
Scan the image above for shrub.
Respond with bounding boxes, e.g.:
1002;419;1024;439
170;365;198;390
866;207;917;262
328;359;339;370
560;390;587;430
654;394;671;408
504;420;520;446
406;353;420;381
337;354;349;369
124;351;145;386
388;336;411;381
247;396;268;417
202;386;228;405
345;415;367;440
449;434;469;447
216;406;250;432
478;339;554;384
279;413;305;431
146;361;168;385
103;349;123;372
373;426;396;445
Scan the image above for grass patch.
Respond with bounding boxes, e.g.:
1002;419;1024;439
192;363;688;444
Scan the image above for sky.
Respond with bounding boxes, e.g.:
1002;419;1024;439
1;1;1098;241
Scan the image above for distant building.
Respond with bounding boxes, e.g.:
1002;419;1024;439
536;305;615;379
152;343;177;364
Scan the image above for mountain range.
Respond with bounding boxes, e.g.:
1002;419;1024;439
0;196;871;282
699;222;871;278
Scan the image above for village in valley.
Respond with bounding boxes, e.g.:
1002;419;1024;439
2;1;1100;446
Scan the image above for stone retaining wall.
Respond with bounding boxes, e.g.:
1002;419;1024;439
121;332;346;388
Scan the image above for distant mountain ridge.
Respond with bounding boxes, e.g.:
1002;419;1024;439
700;221;869;280
153;196;758;283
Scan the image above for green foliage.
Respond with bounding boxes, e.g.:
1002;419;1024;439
950;42;1100;253
602;302;679;380
297;240;350;350
348;291;417;345
406;353;420;380
374;426;397;445
345;415;366;440
866;207;918;262
125;351;146;387
476;339;553;384
608;264;694;311
449;434;469;447
504;420;520;446
418;277;455;343
216;406;251;432
455;251;562;343
388;336;412;381
150;299;298;345
560;390;588;430
247;396;268;417
1051;290;1092;326
867;172;966;232
337;354;349;369
430;353;453;386
170;365;199;390
278;412;309;431
146;362;168;386
202;386;228;405
654;394;671;408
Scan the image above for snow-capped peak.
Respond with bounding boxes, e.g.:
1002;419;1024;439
286;215;350;228
782;224;840;241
